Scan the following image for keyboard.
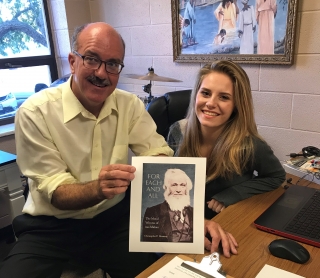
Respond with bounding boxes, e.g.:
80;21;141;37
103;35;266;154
285;190;320;239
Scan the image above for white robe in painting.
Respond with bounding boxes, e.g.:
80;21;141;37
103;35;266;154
184;1;196;41
238;5;256;54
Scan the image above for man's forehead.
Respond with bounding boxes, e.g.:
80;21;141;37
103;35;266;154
168;177;187;184
78;25;124;57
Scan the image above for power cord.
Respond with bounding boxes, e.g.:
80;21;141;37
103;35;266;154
286;171;319;188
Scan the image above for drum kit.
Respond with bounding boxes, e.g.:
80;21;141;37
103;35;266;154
122;67;182;103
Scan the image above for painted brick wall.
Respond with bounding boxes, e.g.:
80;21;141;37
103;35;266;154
88;0;320;161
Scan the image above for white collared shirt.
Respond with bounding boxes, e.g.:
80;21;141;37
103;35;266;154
15;77;173;219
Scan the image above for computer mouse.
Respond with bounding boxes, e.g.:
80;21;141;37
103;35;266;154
268;239;310;264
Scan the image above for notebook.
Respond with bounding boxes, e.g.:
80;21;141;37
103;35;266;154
254;185;320;247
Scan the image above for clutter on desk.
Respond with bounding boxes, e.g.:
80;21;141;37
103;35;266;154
284;146;320;185
288;146;320;158
286;146;320;174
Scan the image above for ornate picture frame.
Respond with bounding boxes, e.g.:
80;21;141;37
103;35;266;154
171;0;298;65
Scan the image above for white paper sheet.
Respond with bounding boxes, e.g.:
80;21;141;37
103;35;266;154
255;264;305;278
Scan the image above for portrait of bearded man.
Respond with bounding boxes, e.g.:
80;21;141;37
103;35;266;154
141;168;193;242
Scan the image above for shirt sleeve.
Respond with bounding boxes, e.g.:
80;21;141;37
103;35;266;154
15;106;78;202
212;138;286;207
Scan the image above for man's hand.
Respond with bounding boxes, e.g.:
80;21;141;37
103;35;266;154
204;219;238;257
207;199;225;213
98;164;136;200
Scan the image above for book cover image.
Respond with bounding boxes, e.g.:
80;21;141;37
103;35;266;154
141;163;195;243
129;156;206;254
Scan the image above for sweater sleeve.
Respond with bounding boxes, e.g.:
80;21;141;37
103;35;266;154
212;138;286;207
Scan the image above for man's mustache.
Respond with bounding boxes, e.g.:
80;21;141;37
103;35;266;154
87;75;111;86
168;191;186;196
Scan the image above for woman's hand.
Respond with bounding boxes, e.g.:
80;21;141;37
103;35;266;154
204;219;238;257
207;199;226;213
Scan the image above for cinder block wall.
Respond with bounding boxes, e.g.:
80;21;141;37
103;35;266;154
88;0;320;162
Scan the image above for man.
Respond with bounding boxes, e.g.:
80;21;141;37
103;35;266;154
0;22;238;278
142;169;193;242
0;22;173;278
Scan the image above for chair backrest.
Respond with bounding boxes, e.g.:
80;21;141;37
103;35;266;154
146;89;192;139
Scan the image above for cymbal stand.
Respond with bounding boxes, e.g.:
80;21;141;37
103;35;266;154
142;81;154;103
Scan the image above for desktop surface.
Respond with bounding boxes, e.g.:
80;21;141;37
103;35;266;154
0;150;21;230
137;174;320;278
0;150;16;166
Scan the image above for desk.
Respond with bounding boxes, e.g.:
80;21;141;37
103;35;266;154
137;174;320;278
0;150;24;229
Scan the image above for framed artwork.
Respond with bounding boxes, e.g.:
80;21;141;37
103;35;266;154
171;0;299;65
129;156;206;254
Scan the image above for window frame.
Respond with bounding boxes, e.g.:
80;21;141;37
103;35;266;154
0;0;58;126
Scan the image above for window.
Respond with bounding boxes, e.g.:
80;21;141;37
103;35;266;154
0;0;58;126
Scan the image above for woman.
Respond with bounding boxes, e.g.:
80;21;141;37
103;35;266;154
167;61;286;223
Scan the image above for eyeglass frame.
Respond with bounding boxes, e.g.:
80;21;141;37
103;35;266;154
73;51;124;75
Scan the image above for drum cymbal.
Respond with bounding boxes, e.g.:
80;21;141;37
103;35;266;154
123;67;182;82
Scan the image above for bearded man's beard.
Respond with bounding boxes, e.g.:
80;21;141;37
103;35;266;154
164;190;191;212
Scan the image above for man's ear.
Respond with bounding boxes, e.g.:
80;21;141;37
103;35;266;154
68;53;76;74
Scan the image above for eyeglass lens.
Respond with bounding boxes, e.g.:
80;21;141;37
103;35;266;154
83;56;122;74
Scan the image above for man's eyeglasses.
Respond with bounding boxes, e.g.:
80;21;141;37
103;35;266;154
73;51;124;75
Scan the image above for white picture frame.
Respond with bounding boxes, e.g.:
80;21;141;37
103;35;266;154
129;156;206;254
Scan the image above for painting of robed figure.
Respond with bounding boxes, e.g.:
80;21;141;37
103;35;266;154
172;0;298;64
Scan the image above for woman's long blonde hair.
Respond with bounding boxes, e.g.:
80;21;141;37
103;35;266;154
177;61;263;180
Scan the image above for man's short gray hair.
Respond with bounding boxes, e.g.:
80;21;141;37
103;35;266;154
71;24;89;52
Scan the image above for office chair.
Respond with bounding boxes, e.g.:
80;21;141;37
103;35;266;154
146;89;192;140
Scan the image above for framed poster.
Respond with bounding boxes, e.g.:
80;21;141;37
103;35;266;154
129;156;206;254
171;0;298;64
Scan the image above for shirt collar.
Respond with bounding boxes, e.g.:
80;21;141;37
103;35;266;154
62;75;118;123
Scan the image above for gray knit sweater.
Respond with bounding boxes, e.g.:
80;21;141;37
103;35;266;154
167;120;286;220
